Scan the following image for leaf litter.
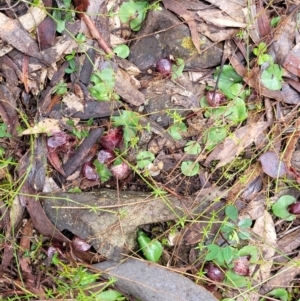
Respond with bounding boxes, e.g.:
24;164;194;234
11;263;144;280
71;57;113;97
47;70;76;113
1;0;300;300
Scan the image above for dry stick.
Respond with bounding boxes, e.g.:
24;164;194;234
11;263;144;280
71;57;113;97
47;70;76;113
82;14;114;56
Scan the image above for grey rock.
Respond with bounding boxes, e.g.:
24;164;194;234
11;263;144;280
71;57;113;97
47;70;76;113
129;8;223;71
94;258;218;301
42;188;226;261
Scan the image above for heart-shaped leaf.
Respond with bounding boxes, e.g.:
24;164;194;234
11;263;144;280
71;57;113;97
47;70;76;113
137;231;163;262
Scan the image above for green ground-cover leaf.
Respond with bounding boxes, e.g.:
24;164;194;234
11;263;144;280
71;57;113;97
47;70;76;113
136;150;155;169
181;161;200;177
96;290;125;301
113;44;130;58
119;1;149;31
137;231;163;262
168;122;187;140
272;195;296;221
204;126;227;151
261;64;283;90
184;141;201;155
214;65;243;99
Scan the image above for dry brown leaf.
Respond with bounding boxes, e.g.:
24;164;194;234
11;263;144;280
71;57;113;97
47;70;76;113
20;118;61;135
19;220;34;283
0;5;47;56
204;0;246;23
239;198;265;221
243;5;261;44
259;151;287;178
197;9;246;28
37;16;56;50
204;122;271;168
115;69;145;106
271;12;297;65
0;12;45;62
197;23;238;42
62;92;84;113
261;252;300;295
19;4;47;32
250;211;277;301
283;44;300;77
162;0;201;53
256;0;271;40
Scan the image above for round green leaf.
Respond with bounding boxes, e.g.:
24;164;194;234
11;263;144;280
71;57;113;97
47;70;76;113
272;195;296;221
137;231;163;262
225;205;238;221
225;98;247;123
184;141;201;155
204;126;227;151
119;1;138;23
267;288;288;301
96;290;124;301
168;122;187;140
119;1;148;31
205;244;220;261
225;270;249;288
238;246;258;263
270;16;281;27
214;65;243;99
136;151;155;169
181;161;200;177
261;64;283;91
113;44;130;58
222;246;234;264
238;218;252;229
129;1;148;31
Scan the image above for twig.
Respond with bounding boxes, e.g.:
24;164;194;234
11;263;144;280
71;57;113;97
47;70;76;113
82;14;114;56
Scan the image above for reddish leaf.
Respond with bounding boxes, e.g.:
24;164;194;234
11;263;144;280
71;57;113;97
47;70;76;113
97;149;115;164
82;163;99;181
288;202;300;215
259;151;287;178
73;0;90;16
47;145;66;177
288;166;300;184
47;131;68;148
100;127;123;150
